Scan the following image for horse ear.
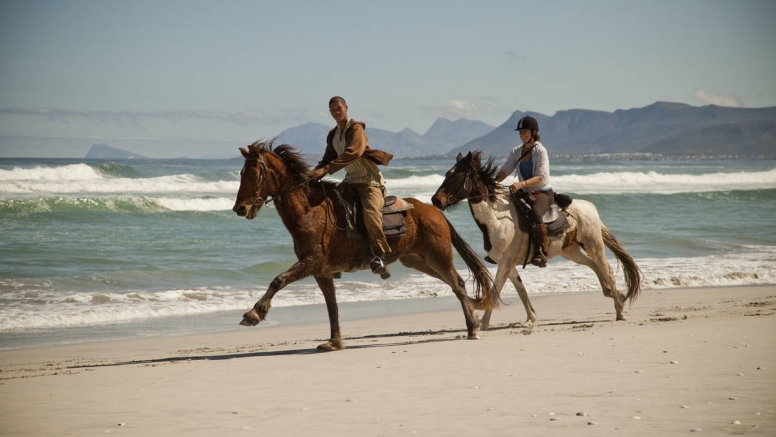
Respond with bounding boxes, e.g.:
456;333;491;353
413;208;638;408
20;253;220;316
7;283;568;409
240;147;250;159
465;151;472;160
456;152;463;162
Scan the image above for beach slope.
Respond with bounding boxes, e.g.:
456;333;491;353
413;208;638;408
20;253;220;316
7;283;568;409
1;285;774;436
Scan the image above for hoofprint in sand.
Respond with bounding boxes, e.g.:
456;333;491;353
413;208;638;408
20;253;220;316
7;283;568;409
1;285;774;436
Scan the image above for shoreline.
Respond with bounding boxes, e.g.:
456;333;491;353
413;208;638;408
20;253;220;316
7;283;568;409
0;288;590;351
1;285;774;436
4;285;765;352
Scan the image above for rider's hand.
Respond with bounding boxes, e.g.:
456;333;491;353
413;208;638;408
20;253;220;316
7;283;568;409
310;167;327;180
510;181;523;192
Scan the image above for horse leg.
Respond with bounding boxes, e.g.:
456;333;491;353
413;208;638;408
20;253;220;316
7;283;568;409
313;275;344;352
507;267;537;332
479;263;513;330
560;244;627;321
399;255;481;339
240;260;314;326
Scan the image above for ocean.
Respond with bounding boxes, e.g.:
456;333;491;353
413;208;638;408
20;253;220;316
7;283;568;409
2;155;775;350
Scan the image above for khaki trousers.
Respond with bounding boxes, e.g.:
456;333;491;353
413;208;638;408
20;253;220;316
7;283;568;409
349;183;391;255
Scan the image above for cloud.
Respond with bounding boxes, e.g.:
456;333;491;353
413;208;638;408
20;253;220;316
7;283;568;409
692;90;742;107
505;51;528;63
446;99;479;117
423;99;480;119
0;107;274;127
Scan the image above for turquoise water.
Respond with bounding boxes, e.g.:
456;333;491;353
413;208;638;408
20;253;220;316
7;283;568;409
1;155;775;348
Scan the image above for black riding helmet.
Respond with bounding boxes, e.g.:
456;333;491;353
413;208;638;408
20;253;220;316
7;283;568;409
515;115;539;131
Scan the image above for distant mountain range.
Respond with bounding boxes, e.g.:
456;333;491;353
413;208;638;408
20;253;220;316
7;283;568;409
275;118;495;157
74;102;776;160
451;102;776;157
85;144;150;159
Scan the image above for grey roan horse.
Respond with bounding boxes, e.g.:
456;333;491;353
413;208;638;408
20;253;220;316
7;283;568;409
432;151;642;330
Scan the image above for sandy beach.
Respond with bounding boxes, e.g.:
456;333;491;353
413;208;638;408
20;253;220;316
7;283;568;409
1;285;774;436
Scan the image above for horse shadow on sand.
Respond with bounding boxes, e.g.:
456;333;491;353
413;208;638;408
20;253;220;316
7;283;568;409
66;318;608;370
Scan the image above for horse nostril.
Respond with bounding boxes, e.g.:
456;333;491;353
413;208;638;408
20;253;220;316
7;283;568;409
233;205;246;214
431;197;441;208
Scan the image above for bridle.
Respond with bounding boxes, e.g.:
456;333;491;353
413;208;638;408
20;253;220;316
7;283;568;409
244;152;313;210
444;165;491;204
245;153;269;209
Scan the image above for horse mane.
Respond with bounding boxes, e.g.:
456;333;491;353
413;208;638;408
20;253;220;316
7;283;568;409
247;139;338;190
469;150;502;200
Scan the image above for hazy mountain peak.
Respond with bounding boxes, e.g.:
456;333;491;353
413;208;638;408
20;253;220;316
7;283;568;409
85;144;150;159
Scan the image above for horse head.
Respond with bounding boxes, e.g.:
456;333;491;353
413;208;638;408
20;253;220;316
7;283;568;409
432;151;491;210
233;140;276;219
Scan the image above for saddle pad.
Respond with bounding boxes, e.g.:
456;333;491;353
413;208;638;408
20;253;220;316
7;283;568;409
516;203;569;237
381;197;414;214
547;213;569;236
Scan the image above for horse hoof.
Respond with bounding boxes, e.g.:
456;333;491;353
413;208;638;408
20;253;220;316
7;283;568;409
316;341;344;352
239;309;261;326
467;333;480;340
616;314;627;321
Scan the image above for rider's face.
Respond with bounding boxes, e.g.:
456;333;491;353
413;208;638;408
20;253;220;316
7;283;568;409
518;129;533;144
329;102;348;124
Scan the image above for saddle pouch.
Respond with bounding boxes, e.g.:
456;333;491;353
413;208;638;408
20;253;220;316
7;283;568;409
382;212;407;238
555;192;573;209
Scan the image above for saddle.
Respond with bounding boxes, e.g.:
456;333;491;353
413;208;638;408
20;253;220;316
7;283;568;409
513;191;573;236
333;189;413;239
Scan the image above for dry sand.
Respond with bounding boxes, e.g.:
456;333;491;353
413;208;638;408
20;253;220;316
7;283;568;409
1;285;774;436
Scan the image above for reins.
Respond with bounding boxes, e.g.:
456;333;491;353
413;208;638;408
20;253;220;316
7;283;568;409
265;177;315;206
446;165;536;268
245;154;313;209
244;152;352;232
319;181;351;231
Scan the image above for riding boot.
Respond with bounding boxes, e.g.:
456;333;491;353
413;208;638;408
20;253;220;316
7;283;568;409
370;252;391;280
530;224;548;268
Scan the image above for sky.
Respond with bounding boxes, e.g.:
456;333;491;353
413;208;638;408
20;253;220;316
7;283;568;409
1;0;775;157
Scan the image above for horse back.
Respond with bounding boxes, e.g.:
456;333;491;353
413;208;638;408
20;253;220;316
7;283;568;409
393;198;450;243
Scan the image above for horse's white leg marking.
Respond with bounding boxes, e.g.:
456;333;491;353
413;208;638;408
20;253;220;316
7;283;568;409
560;243;625;320
508;267;536;330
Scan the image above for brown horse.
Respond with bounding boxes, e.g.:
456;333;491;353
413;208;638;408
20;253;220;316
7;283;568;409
232;141;498;351
432;151;642;330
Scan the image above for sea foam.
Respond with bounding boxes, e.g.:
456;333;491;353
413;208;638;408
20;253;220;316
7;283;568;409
1;246;773;331
548;168;776;194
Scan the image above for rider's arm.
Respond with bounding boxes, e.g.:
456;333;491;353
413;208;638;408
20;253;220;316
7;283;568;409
322;123;368;174
313;130;338;172
514;176;543;190
498;145;521;184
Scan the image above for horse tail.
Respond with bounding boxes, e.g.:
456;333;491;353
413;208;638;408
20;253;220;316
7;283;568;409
445;217;499;310
601;226;642;305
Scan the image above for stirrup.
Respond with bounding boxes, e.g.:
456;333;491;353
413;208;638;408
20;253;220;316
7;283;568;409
370;256;391;280
531;255;547;268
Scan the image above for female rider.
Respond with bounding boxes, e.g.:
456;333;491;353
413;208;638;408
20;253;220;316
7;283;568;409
494;115;553;268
